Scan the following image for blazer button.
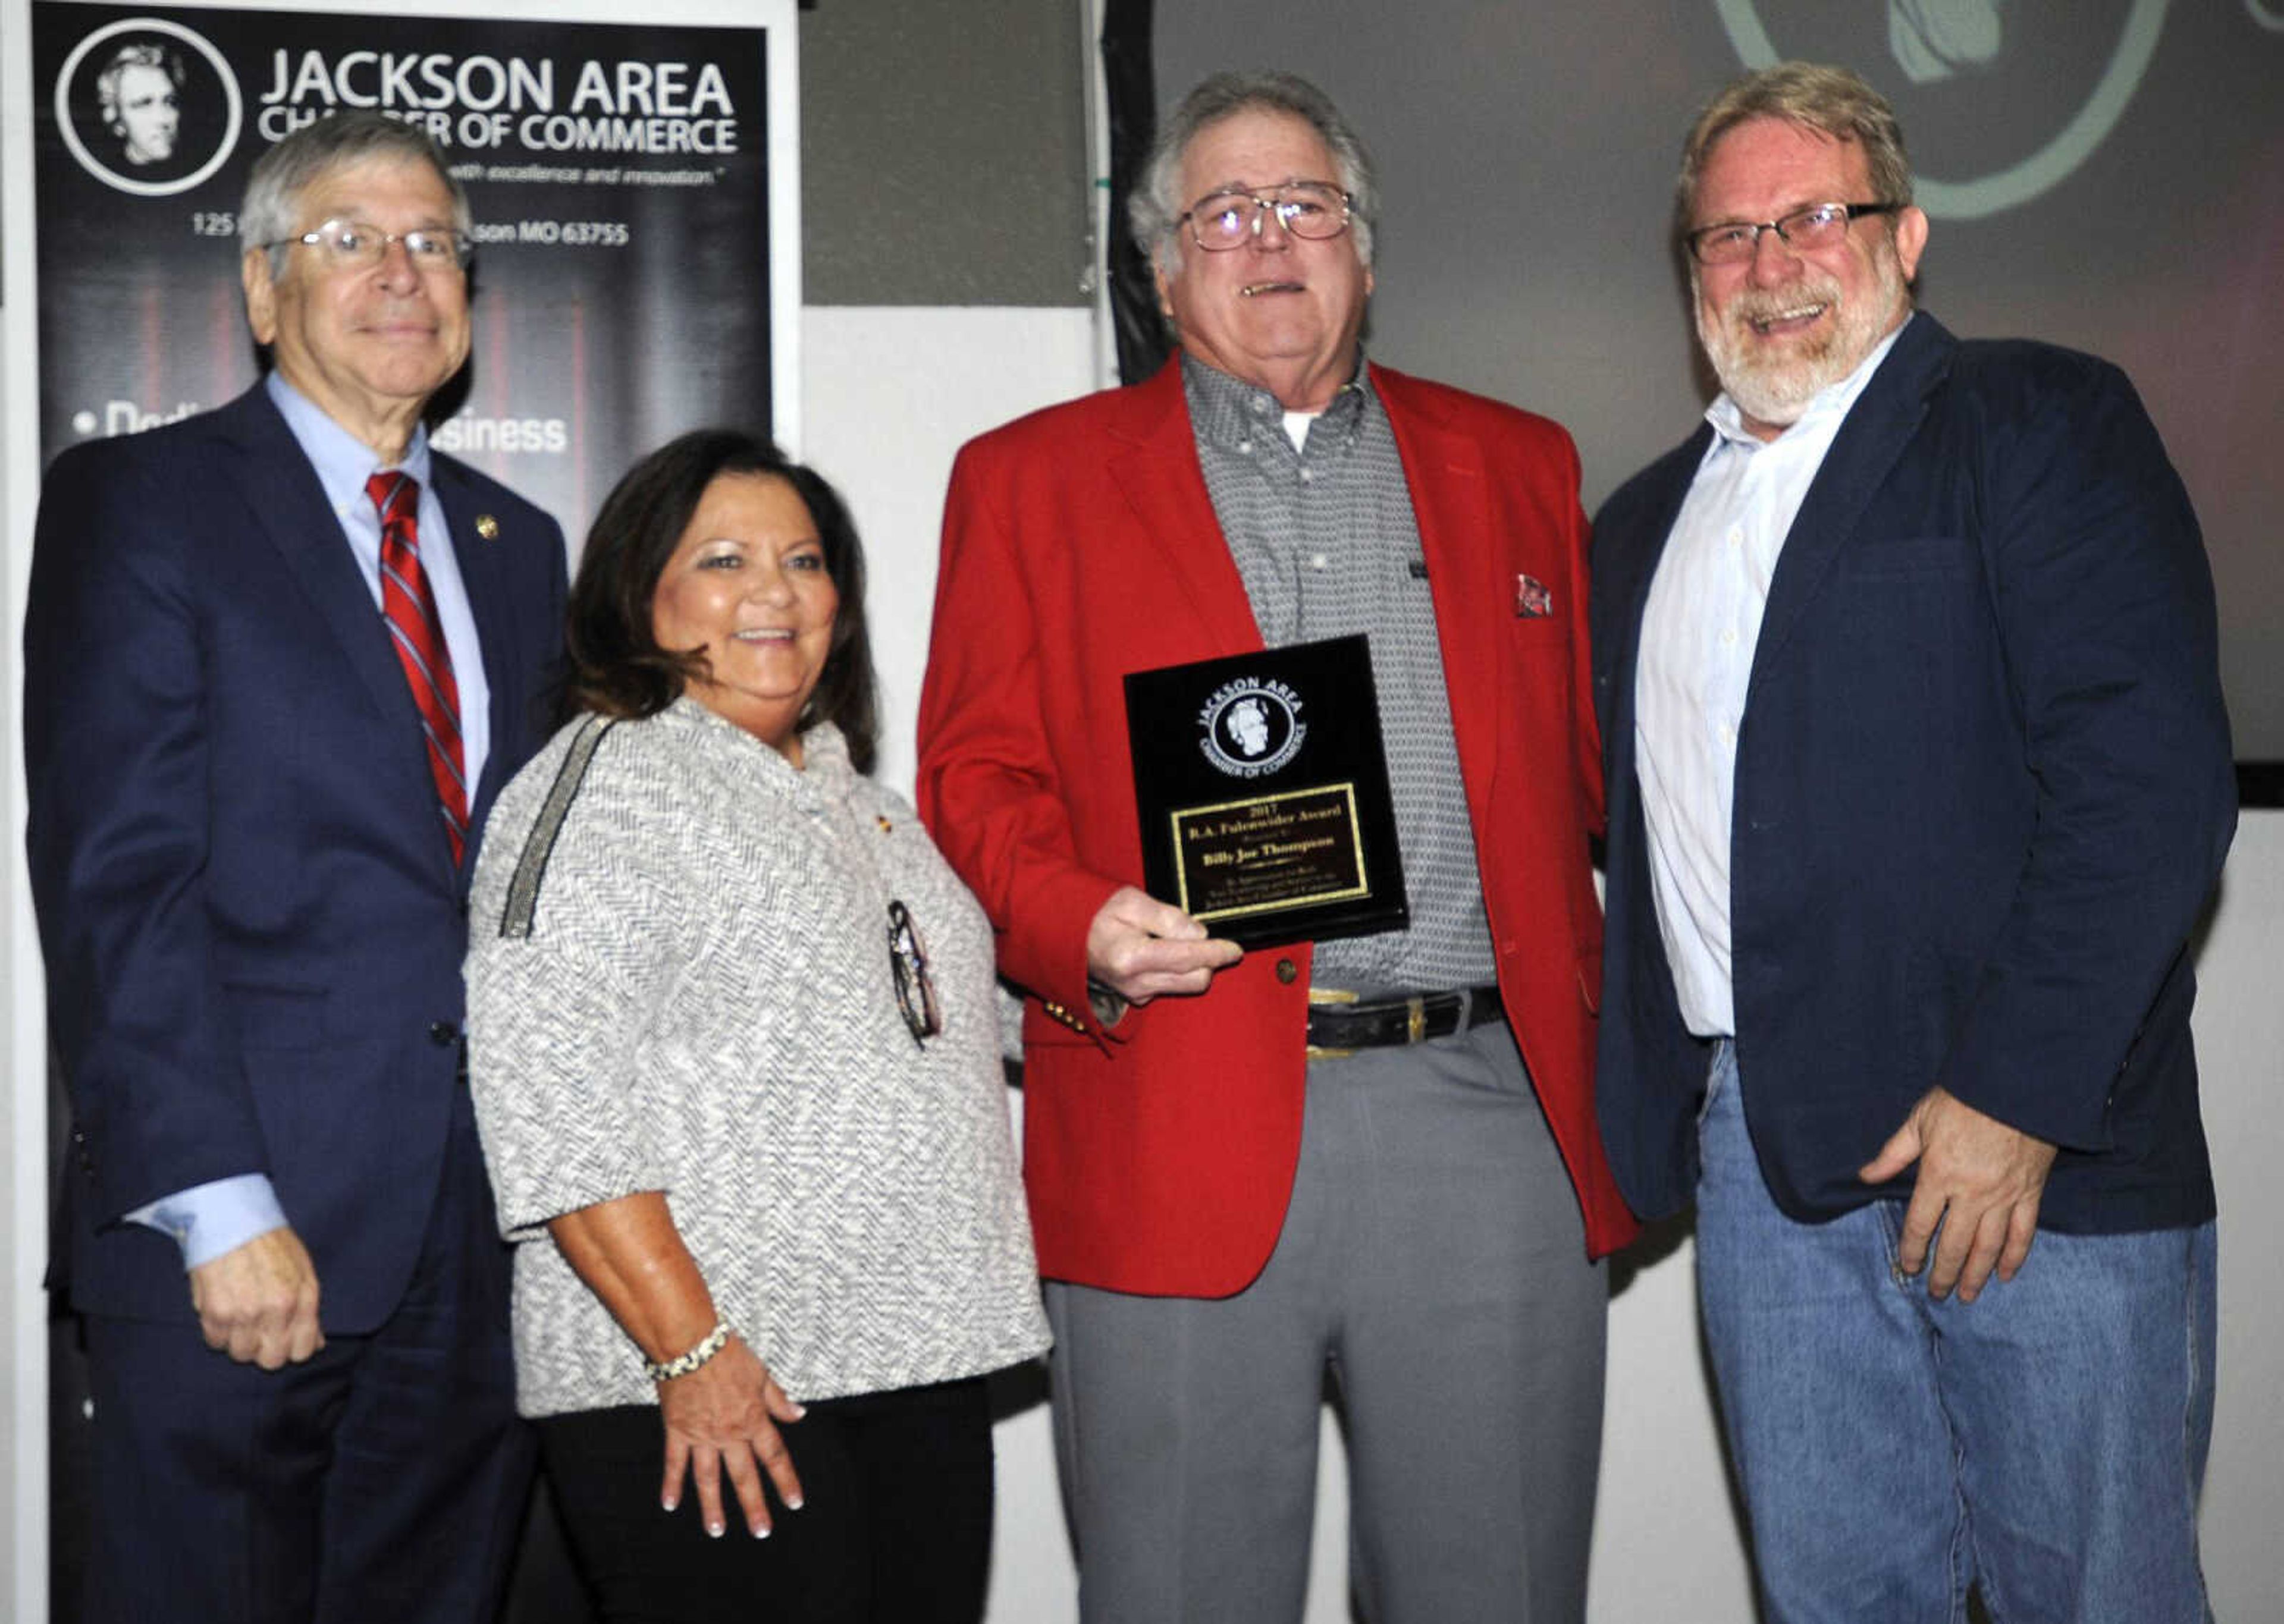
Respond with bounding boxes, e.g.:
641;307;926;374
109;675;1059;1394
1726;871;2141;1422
1275;957;1298;984
428;1021;460;1047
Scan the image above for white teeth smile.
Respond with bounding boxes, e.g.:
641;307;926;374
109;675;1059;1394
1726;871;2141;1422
734;629;793;642
1751;303;1827;332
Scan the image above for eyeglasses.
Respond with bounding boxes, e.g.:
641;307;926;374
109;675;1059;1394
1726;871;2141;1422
268;218;472;272
886;900;942;1049
1684;202;1900;266
1179;182;1353;250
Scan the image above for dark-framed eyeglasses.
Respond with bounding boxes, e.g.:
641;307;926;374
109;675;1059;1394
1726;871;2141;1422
1684;201;1901;266
886;900;942;1049
267;218;473;272
1179;182;1353;251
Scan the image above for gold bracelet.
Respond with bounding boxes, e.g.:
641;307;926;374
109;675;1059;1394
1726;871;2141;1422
643;1320;731;1383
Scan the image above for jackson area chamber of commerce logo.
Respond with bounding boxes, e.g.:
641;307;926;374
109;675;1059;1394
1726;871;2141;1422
55;17;243;198
1714;0;2172;219
1198;677;1309;779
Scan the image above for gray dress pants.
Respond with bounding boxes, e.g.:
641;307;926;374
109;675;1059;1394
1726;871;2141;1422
1045;1017;1608;1624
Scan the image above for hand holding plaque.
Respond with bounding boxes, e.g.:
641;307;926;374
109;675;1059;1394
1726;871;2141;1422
1122;634;1408;950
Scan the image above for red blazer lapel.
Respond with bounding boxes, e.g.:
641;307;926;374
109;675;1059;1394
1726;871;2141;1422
1103;359;1265;654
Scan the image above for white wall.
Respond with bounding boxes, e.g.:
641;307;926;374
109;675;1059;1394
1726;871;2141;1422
2173;814;2284;1624
4;11;48;1609
804;303;2284;1624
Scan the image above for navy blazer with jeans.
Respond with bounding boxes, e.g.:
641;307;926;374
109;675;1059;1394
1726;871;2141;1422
1589;313;2235;1235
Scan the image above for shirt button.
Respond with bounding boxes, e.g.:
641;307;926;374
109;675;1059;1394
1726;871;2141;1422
1275;957;1299;985
1719;723;1737;746
1727;527;1743;549
1298;467;1314;483
1720;628;1738;646
1237;439;1253;454
428;1021;460;1047
1308;552;1329;570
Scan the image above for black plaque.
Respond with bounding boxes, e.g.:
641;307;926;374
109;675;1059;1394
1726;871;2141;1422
1123;633;1407;949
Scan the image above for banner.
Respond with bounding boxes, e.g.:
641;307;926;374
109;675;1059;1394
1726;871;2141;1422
30;0;792;542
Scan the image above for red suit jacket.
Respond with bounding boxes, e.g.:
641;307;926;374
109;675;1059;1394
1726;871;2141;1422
917;358;1638;1295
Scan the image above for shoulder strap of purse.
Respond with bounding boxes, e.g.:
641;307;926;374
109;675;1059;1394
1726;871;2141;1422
498;713;619;940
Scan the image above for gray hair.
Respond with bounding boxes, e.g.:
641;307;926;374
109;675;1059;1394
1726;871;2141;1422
1677;62;1914;228
97;42;183;123
239;111;472;278
1131;70;1378;271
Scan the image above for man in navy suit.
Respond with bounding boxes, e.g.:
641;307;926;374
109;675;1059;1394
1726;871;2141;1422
27;111;564;1622
1592;63;2235;1621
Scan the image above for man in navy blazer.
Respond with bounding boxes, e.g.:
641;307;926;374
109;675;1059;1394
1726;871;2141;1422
1592;64;2234;1620
26;112;564;1622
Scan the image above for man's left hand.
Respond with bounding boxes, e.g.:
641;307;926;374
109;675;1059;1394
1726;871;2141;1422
1859;1087;2058;1303
189;1225;325;1368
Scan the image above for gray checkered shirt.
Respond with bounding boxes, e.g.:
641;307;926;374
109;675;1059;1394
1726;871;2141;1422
1183;354;1495;992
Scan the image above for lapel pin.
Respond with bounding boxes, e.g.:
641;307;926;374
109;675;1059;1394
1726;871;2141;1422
1515;573;1554;618
475;514;500;541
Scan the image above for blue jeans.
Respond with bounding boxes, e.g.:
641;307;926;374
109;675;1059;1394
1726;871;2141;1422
1695;1041;2215;1623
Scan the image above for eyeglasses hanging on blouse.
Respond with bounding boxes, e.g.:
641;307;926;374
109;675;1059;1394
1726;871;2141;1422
887;899;942;1048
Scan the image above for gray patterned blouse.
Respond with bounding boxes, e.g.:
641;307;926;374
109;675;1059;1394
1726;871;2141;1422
465;698;1047;1417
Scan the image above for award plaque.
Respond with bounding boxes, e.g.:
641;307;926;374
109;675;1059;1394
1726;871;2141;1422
1123;633;1408;949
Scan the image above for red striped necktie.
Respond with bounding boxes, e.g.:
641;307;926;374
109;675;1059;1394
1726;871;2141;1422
366;471;469;866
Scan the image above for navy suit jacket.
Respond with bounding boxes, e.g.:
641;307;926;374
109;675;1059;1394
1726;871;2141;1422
27;383;567;1331
1590;314;2235;1234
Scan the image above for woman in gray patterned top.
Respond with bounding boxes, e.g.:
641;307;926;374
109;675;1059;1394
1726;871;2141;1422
465;431;1047;1623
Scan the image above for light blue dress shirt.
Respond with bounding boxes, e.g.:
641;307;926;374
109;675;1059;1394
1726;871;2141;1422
1633;318;1909;1038
125;373;490;1270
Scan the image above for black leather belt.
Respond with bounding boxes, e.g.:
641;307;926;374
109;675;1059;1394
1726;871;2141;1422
1304;984;1504;1058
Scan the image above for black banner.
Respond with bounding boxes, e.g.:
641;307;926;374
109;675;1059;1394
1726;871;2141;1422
31;0;782;542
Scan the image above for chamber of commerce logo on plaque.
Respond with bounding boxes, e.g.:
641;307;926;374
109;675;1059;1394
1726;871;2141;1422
1197;676;1309;778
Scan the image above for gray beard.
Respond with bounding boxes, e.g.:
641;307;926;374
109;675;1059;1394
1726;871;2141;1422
1696;254;1909;430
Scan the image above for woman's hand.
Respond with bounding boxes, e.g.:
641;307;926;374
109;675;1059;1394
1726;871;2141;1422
657;1333;807;1537
542;1192;808;1538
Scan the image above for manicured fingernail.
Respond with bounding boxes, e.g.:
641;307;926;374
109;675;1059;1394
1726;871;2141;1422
785;1495;804;1510
788;1402;807;1418
753;1523;771;1540
707;1519;724;1538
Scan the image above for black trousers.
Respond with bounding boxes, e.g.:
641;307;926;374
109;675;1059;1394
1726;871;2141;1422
538;1376;994;1624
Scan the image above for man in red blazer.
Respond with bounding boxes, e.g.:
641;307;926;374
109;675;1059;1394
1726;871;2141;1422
918;71;1635;1624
